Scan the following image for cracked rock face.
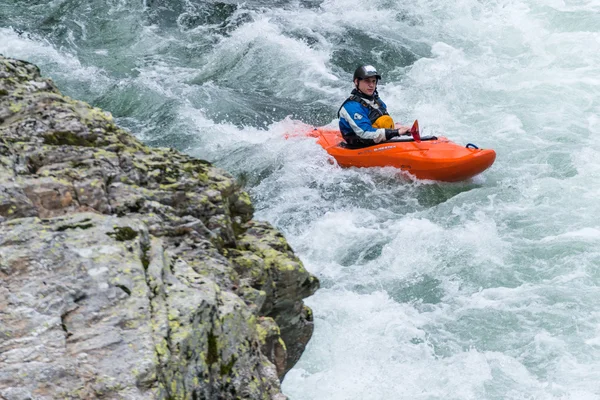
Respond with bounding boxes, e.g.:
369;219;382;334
0;55;319;400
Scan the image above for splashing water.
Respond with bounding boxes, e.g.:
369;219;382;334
3;0;600;398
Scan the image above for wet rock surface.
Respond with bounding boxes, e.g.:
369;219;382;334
0;55;319;400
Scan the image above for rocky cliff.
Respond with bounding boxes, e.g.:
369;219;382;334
0;55;319;400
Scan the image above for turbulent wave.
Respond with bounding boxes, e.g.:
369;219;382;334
3;0;600;398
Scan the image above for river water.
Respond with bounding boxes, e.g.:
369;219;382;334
2;0;600;398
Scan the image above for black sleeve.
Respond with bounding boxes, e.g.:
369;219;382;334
385;129;399;140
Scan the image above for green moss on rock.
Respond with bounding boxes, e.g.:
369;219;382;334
56;222;94;232
140;241;150;270
220;356;236;376
206;331;219;365
43;131;97;147
107;226;138;241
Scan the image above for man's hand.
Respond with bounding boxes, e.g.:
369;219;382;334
395;124;411;135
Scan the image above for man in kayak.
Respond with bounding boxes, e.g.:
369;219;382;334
338;65;411;146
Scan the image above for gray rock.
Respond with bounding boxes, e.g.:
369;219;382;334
0;55;319;399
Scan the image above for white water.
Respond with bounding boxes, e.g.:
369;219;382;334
3;0;600;398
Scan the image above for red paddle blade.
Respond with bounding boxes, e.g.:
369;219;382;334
411;120;421;143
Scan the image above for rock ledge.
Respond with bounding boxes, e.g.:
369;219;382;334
0;55;319;400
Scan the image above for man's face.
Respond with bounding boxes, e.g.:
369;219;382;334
355;76;378;96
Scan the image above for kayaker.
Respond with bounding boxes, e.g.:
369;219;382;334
338;65;411;146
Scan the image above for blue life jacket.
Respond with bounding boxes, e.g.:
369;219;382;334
337;89;390;142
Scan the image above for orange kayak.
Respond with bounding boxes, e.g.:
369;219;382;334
306;128;496;182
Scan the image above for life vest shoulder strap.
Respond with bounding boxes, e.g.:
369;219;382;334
337;94;388;119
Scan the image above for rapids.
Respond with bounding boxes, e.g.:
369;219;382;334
2;0;600;398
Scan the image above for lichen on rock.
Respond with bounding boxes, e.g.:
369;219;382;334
0;55;318;400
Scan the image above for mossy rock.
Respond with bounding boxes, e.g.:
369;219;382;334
43;131;97;147
107;226;139;241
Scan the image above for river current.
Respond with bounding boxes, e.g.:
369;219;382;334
2;0;600;398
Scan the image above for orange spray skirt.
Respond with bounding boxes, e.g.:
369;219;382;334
309;128;496;182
